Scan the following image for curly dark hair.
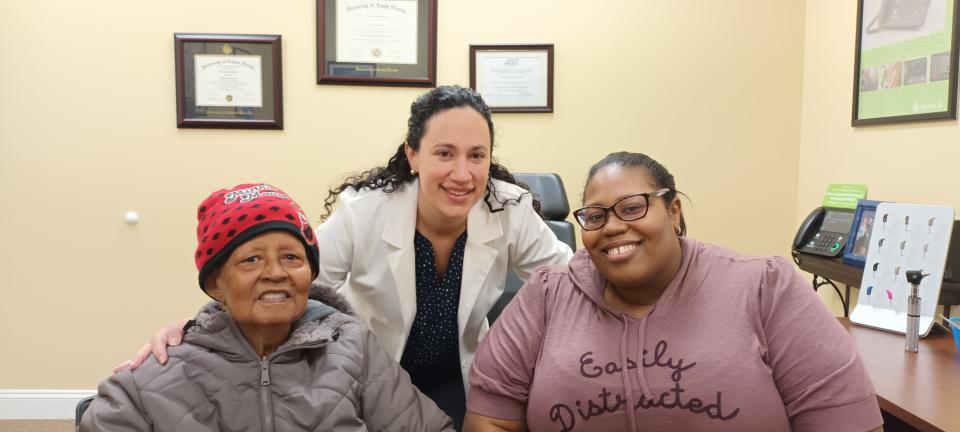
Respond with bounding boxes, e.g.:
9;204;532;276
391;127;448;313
584;152;688;236
321;85;538;220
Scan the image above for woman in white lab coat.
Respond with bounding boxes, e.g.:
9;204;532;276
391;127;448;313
313;86;572;428
121;85;573;429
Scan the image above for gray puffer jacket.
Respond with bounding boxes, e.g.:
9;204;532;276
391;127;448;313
79;287;453;431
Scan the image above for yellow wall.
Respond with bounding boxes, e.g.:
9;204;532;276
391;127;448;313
0;0;806;388
800;0;960;313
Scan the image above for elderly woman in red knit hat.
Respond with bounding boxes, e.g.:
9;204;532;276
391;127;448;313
79;183;452;431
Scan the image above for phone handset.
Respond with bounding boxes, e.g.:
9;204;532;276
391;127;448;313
793;207;826;250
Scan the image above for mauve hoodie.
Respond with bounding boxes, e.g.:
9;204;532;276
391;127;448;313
468;237;882;432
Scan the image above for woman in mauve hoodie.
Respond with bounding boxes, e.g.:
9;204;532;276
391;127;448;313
464;152;883;432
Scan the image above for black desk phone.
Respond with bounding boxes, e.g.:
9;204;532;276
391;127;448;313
793;207;856;257
866;0;932;33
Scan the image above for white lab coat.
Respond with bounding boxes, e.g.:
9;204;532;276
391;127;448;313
313;178;573;392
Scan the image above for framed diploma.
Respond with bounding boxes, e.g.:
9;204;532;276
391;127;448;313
317;0;437;86
852;0;959;125
470;44;554;113
174;34;283;129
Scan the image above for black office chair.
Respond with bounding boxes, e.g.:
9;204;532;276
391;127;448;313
75;395;95;427
487;173;576;323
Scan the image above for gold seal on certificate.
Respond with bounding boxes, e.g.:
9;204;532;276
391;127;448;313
222;44;233;55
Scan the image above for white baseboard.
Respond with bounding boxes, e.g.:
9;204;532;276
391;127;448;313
0;390;96;420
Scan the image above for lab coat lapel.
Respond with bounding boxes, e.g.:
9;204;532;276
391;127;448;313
459;199;501;346
382;180;419;358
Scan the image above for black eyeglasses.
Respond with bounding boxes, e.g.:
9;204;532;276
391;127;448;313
573;188;670;231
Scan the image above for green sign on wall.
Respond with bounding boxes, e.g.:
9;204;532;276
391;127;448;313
822;184;867;209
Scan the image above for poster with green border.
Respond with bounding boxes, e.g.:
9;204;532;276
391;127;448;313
853;0;958;125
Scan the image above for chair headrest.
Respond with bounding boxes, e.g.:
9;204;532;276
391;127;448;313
514;173;570;220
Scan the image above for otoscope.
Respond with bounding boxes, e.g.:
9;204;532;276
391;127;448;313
904;270;929;353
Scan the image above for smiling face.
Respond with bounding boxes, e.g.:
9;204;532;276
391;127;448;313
405;106;491;229
581;165;683;294
205;231;312;332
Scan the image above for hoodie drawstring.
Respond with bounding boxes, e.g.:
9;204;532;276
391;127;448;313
636;315;654;399
619;316;638;432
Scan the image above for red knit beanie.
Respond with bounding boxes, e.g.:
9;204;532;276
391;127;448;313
195;183;319;294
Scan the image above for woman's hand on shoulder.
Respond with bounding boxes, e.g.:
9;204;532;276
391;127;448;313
111;318;188;373
462;411;526;432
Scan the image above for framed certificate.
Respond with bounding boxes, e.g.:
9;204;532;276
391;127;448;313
852;0;959;125
470;44;554;113
317;0;437;86
174;34;283;129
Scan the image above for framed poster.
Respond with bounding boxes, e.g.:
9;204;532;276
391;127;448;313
317;0;437;86
174;34;283;129
470;44;554;113
852;0;959;125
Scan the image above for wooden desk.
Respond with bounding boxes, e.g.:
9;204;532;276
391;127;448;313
840;318;960;432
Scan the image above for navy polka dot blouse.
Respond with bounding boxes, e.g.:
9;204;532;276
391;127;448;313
400;230;468;421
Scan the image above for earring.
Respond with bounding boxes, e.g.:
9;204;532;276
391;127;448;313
675;226;682;236
410;169;417;176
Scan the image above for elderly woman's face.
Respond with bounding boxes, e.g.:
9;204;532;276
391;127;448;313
207;231;312;328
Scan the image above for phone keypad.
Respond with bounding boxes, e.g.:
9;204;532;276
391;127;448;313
802;233;846;256
891;0;928;20
884;0;931;28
